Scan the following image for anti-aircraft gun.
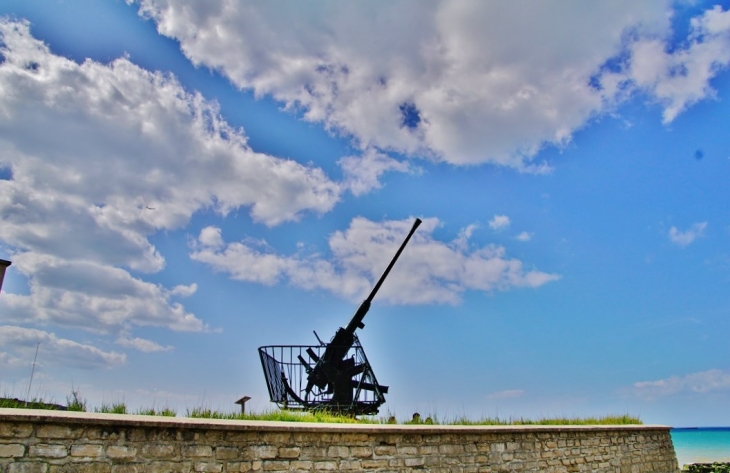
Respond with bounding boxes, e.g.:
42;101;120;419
258;218;421;416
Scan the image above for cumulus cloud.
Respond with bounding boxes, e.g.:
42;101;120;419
0;20;341;345
191;217;560;304
515;231;533;242
339;149;413;196
0;325;126;370
632;369;730;399
488;215;511;231
134;1;730;169
669;222;707;246
0;254;206;335
623;6;730;123
116;334;173;353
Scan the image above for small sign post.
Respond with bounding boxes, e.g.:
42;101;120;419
0;259;11;294
235;396;251;415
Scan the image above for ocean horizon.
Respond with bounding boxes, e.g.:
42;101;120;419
671;427;730;468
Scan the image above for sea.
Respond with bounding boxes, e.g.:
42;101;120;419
671;427;730;468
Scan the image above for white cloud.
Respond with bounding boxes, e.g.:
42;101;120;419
669;222;707;246
453;224;479;251
0;351;26;370
0;325;126;370
116;334;173;353
487;389;525;400
0;19;341;345
488;215;511;231
632;369;730;399
191;217;560;304
170;283;198;298
134;1;728;169
339;149;413;196
515;231;533;242
0;253;206;335
625;6;730;123
198;227;224;249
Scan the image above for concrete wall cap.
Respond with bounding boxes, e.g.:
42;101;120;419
0;408;671;434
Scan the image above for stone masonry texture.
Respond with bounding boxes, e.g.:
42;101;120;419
0;408;679;472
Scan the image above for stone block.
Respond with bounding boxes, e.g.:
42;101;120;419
29;444;68;458
111;464;146;473
225;461;254;472
9;463;48;473
214;446;239;460
248;444;277;460
48;464;111;473
342;433;369;443
262;460;290;471
263;433;292;445
182;445;213;458
388;456;404;467
106;445;137;459
338;460;362;470
142;443;176;458
0;422;33;438
439;443;465;455
36;425;84;439
111;466;144;473
373;445;396;456
147;461;193;473
202;431;224;443
396;445;418;455
277;447;300;459
289;460;313;470
404;457;425;467
127;429;148;443
326;445;349;458
490;442;506;453
223;432;251;443
313;460;337;470
298;446;326;460
0;443;25;457
194;461;223;472
70;444;104;457
350;446;372;458
418;445;437;455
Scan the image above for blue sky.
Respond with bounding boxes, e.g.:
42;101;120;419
0;0;729;427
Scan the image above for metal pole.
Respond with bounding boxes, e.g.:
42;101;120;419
25;342;40;407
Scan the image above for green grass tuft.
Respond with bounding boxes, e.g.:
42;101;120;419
96;401;127;415
136;407;177;417
66;389;87;412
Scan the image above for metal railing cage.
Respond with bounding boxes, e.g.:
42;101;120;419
258;335;387;416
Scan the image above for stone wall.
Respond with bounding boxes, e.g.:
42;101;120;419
0;408;679;472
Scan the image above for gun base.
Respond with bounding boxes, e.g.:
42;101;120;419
258;335;386;416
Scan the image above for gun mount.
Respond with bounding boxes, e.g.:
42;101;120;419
259;218;421;416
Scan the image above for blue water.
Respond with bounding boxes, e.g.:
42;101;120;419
671;428;730;467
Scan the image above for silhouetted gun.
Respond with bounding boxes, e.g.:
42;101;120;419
258;218;421;415
303;218;422;407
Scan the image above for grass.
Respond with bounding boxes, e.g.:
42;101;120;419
136;407;177;417
186;407;373;423
0;390;642;425
409;414;642;426
0;397;64;410
66;389;87;412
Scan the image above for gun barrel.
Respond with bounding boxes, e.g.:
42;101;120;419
345;218;421;334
